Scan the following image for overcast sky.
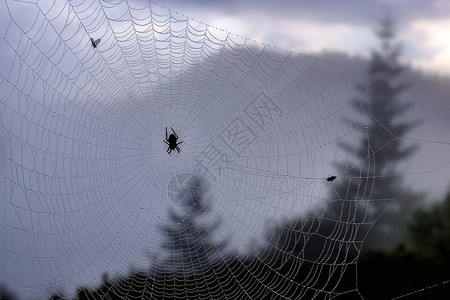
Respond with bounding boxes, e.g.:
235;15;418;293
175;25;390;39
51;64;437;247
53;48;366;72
157;0;450;75
1;1;449;299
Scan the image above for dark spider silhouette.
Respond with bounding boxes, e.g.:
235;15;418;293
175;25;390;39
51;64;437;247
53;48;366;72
164;127;183;154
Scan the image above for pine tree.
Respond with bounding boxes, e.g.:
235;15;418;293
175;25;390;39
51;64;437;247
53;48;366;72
409;191;450;261
325;17;421;251
159;175;228;275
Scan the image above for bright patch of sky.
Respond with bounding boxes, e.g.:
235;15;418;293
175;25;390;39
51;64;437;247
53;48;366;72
405;19;450;73
161;0;450;75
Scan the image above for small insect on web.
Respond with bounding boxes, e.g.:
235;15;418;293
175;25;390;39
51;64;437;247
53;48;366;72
90;37;101;48
327;176;337;182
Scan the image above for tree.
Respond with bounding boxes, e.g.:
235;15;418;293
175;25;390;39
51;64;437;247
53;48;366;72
75;176;235;300
0;284;18;300
408;191;450;261
251;19;422;299
324;16;421;251
158;175;228;275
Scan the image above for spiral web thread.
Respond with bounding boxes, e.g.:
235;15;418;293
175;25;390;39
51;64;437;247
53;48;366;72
1;0;449;299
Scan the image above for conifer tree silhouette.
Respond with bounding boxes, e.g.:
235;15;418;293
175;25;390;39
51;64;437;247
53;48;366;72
159;175;228;275
325;16;421;251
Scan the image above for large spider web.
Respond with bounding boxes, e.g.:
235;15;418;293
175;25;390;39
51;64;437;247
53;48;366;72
1;0;449;299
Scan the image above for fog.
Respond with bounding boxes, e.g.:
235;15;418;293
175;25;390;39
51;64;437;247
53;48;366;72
1;1;449;299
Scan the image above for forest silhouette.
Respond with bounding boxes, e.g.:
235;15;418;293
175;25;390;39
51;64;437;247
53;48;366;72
40;183;449;300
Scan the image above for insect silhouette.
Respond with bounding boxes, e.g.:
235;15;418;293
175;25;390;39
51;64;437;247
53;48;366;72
90;38;101;48
327;176;337;182
164;127;183;154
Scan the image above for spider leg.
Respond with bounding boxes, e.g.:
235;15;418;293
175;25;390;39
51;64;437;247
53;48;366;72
167;147;171;154
176;146;180;153
171;127;178;139
176;141;183;145
164;140;169;145
166;127;168;141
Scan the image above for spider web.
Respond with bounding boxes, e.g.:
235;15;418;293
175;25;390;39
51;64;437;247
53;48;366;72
0;0;449;299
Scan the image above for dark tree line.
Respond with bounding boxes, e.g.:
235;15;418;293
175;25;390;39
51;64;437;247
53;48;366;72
408;191;450;262
2;183;447;299
357;189;450;299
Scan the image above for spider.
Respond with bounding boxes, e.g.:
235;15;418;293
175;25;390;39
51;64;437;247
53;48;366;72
164;127;183;154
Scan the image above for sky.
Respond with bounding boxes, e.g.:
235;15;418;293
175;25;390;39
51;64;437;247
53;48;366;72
0;1;449;299
158;0;450;75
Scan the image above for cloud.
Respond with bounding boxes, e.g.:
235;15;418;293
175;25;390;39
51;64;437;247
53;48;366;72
204;12;375;56
405;19;450;74
161;0;450;26
159;0;450;74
